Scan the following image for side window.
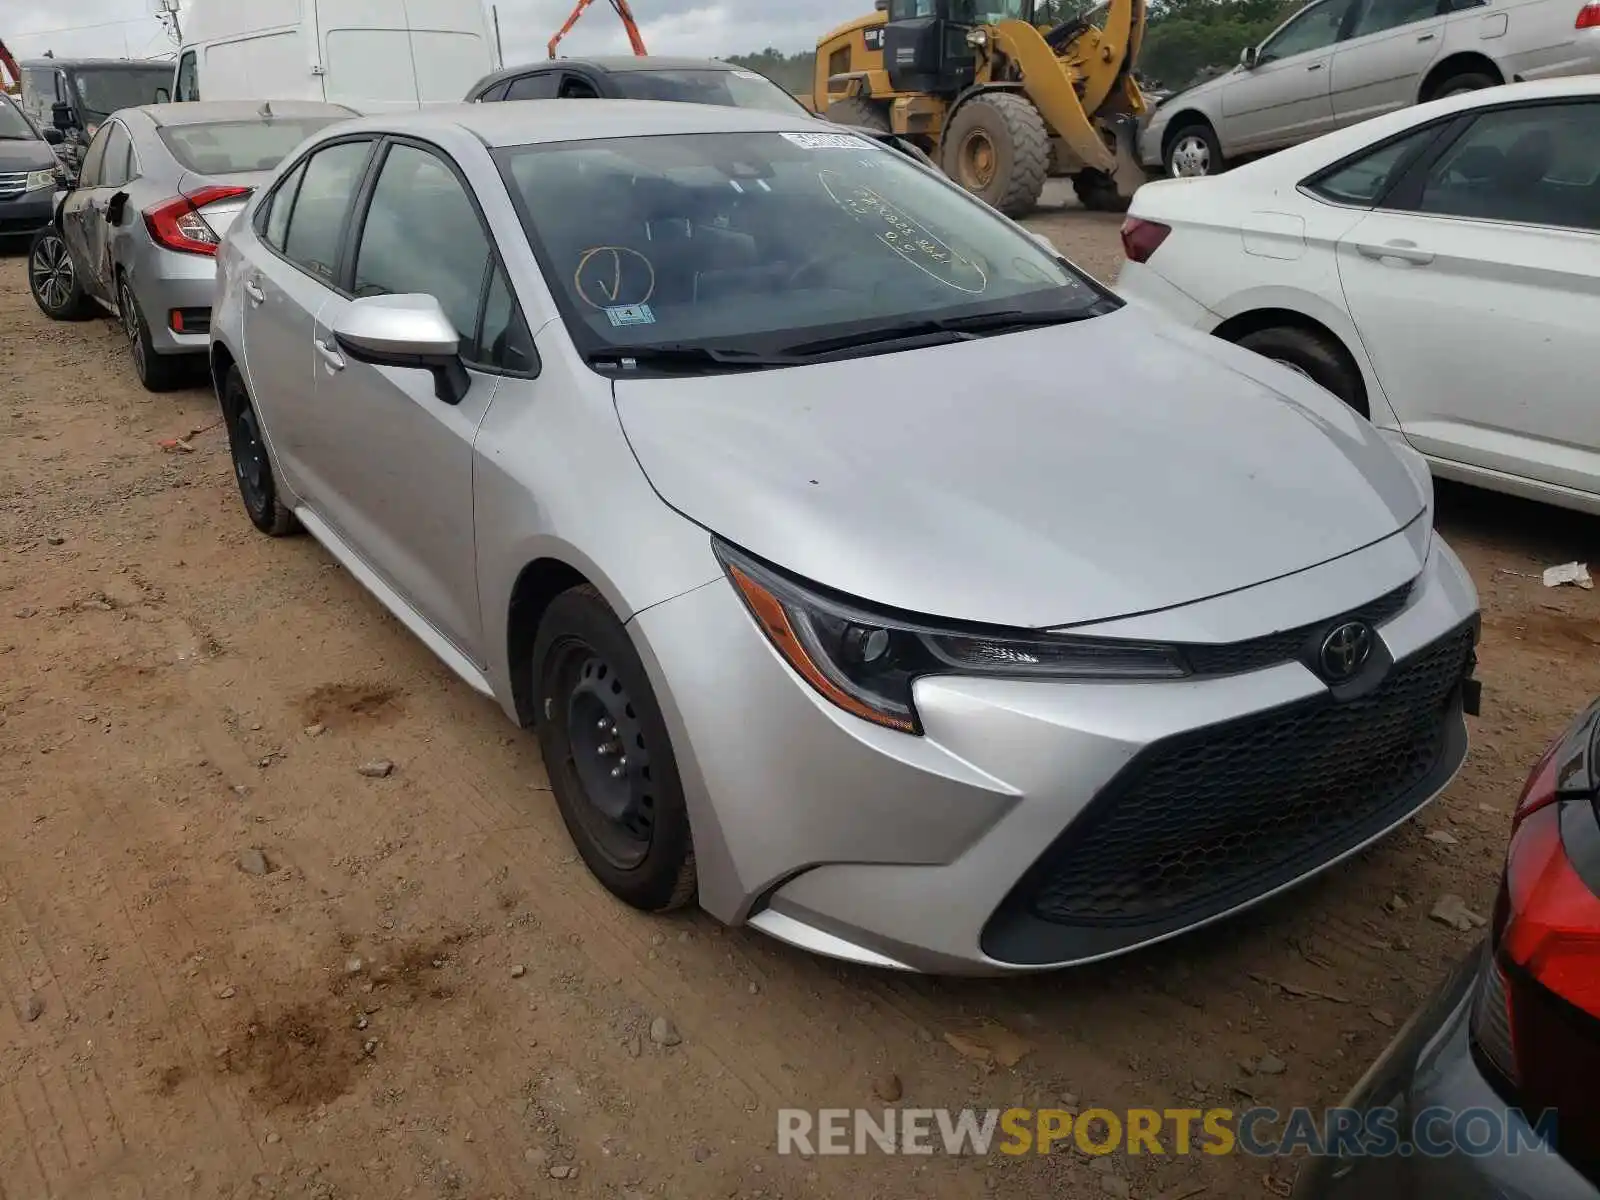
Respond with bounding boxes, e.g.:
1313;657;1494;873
99;123;132;189
505;72;560;101
469;264;538;375
77;124;112;187
282;140;374;283
1412;103;1600;231
263;161;307;251
175;52;200;102
559;75;601;99
1260;0;1352;62
1348;0;1441;37
353;143;491;341
1305;125;1439;205
479;81;511;102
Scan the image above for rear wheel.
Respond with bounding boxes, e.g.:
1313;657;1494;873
221;366;298;536
826;95;890;132
1164;120;1222;178
1235;325;1366;416
1073;169;1132;213
1430;70;1498;99
118;275;185;393
533;585;696;914
28;227;96;321
941;92;1050;218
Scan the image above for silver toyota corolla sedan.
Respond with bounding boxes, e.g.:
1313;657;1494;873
28;100;356;391
210;100;1482;975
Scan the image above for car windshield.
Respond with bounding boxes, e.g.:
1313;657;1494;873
73;68;173;120
498;129;1107;361
159;118;349;175
0;97;38;141
611;68;808;116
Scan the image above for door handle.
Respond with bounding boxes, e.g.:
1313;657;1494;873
1417;31;1437;40
1307;61;1324;70
1355;240;1434;265
243;279;265;306
315;338;346;371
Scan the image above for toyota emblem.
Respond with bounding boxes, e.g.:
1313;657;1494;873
1319;621;1374;683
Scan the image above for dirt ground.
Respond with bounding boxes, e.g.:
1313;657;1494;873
4;205;1600;1200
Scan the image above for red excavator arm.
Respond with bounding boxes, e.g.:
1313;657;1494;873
0;38;22;93
548;0;648;60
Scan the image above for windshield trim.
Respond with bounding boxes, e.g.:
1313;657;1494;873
491;130;1117;374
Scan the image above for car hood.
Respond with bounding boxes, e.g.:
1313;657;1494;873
613;305;1425;629
0;140;60;171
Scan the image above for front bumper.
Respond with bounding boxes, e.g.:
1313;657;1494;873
1137;113;1170;170
0;187;57;236
1293;947;1598;1199
127;247;218;356
634;530;1479;974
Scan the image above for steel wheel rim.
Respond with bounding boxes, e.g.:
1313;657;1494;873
958;130;999;189
1170;134;1211;177
232;403;270;517
30;234;74;311
555;642;655;870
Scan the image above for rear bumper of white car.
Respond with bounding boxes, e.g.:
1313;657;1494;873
635;533;1479;975
1116;260;1218;329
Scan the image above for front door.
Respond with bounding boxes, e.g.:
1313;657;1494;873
302;140;499;662
1337;100;1600;494
59;123;111;296
1328;0;1449;127
1219;0;1355;154
240;138;376;502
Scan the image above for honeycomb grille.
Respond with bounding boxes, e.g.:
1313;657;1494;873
1019;625;1474;928
1183;580;1415;678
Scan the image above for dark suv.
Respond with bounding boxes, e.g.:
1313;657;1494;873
18;58;174;184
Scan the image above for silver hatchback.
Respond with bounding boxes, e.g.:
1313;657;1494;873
211;100;1481;974
28;100;355;390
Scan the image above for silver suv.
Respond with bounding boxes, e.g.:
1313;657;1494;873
1140;0;1600;176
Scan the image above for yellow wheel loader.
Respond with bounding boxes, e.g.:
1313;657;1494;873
813;0;1147;216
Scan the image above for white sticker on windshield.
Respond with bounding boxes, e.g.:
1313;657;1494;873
781;131;872;151
733;70;766;81
606;303;657;328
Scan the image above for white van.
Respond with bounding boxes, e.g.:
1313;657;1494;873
172;0;497;113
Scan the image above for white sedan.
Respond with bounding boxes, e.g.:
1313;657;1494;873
1118;76;1600;515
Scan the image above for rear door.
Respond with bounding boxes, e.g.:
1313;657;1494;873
1328;0;1450;126
1219;0;1355;153
1335;99;1600;493
240;137;376;500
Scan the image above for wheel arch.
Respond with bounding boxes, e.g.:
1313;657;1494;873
210;341;239;411
944;80;1029;130
1159;109;1216;158
1211;306;1372;419
1419;52;1503;101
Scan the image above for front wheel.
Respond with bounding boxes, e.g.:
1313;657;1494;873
533;585;696;913
28;227;96;321
941;92;1050;218
1164;122;1223;178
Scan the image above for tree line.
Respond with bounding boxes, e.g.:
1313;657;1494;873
729;0;1308;98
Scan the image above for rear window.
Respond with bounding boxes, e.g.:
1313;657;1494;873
611;69;808;116
158;118;348;175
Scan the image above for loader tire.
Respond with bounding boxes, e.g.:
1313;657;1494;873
941;92;1050;218
826;96;890;131
1073;169;1132;213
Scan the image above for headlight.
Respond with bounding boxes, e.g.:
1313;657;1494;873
715;540;1189;734
25;169;56;192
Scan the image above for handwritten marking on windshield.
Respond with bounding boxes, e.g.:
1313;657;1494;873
818;171;989;295
575;247;657;309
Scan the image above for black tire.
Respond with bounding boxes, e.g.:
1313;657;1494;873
941;92;1050;217
1429;70;1498;100
533;585;696;914
221;366;298;536
826;95;890;132
27;226;96;321
1235;326;1366;416
1163;119;1223;178
117;275;186;393
1073;169;1132;213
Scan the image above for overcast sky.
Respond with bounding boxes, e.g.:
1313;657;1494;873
4;1;863;63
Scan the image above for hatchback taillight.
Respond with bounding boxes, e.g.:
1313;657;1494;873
143;185;252;257
1120;217;1171;264
1470;702;1600;1177
1578;1;1600;28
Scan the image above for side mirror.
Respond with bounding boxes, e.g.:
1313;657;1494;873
1240;46;1259;69
42;128;64;145
332;294;471;406
154;87;171;104
51;101;75;130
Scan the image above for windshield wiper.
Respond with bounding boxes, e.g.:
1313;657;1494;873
780;306;1105;360
586;344;801;375
933;305;1110;334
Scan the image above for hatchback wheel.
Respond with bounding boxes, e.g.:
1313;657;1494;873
118;277;185;393
222;366;298;536
533;585;696;913
28;227;95;321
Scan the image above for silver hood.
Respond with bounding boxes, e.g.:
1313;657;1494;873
614;305;1426;629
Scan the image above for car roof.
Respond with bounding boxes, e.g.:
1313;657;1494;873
331;98;822;149
473;55;744;91
128;100;360;128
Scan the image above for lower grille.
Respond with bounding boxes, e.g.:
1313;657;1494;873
1006;624;1475;931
